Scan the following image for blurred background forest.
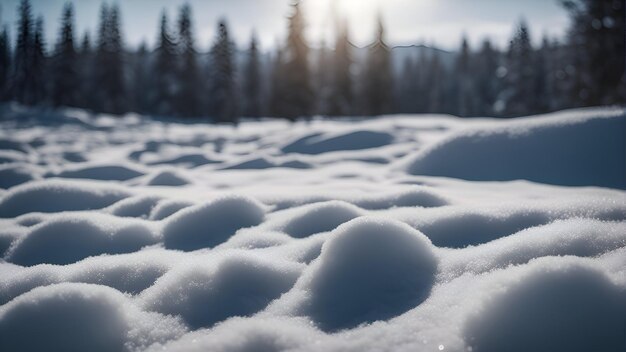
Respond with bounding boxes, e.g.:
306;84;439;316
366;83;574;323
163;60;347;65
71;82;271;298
0;0;624;122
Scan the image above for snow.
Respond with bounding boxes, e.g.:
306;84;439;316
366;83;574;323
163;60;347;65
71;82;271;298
402;107;626;188
0;105;625;352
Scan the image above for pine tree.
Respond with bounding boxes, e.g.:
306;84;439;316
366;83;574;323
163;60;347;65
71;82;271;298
76;31;94;110
398;56;419;113
0;26;10;100
152;11;177;116
363;14;392;116
176;3;202;117
244;32;261;118
51;3;77;107
282;0;313;120
31;16;46;104
12;0;34;105
328;18;353;116
131;41;151;114
503;20;537;117
562;0;625;105
210;19;237;123
94;3;126;114
455;35;475;116
314;39;332;116
474;39;499;116
426;51;445;113
269;47;286;117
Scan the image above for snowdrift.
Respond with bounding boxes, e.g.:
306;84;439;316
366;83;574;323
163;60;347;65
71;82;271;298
402;108;626;188
0;105;624;352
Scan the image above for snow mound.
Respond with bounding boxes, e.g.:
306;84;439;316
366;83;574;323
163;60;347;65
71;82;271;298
52;164;145;181
145;170;190;186
403;108;626;188
464;261;625;352
0;283;187;352
6;214;158;266
277;201;364;238
295;217;437;331
282;130;394;155
162;196;266;251
445;219;626;275
148;199;193;220
354;187;448;209
0;180;131;217
107;195;163;218
140;254;303;329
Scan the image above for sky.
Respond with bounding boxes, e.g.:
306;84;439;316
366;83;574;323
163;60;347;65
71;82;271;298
0;0;570;52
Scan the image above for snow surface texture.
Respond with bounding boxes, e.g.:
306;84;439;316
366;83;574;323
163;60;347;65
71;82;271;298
0;105;625;352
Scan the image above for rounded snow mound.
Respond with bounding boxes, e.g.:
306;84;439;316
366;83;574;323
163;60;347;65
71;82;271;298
299;217;438;331
6;215;158;266
402;108;626;188
282;130;394;155
107;195;163;218
140;253;303;329
0;180;131;217
280;201;364;238
53;164;145;181
149;199;193;220
464;261;625;352
355;188;449;210
145;170;190;186
162;195;266;251
0;283;187;352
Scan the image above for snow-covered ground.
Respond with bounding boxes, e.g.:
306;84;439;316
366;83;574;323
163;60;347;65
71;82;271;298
0;105;624;352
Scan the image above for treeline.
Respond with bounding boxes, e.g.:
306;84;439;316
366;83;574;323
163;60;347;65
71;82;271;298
0;0;623;121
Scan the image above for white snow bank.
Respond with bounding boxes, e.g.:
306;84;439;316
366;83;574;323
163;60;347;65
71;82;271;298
0;283;187;352
140;253;304;329
0;180;131;217
162;195;266;251
442;219;626;277
284;217;438;331
463;259;625;352
402;108;626;188
5;214;158;266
